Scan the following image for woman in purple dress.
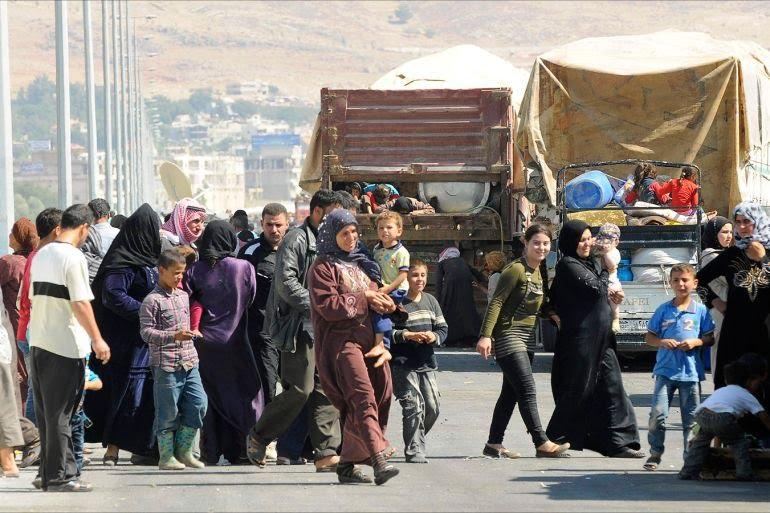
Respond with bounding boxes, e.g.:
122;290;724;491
184;220;259;464
86;204;161;465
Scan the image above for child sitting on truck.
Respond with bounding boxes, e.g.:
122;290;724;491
656;166;699;214
593;223;624;333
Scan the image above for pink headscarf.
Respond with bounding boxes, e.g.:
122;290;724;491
162;198;206;245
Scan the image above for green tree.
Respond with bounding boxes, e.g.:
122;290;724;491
393;3;413;24
231;100;259;119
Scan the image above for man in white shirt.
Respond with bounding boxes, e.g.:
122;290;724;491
88;198;119;256
29;204;110;492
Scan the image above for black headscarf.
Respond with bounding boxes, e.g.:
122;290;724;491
317;209;382;283
702;216;730;250
198;220;237;267
558;220;591;259
95;203;161;279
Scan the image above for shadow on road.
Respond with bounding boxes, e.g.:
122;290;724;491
435;349;553;373
512;472;767;502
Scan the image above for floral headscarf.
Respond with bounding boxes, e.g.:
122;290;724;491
317;209;381;282
162;198;206;245
733;201;770;250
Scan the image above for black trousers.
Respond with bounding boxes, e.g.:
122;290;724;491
252;332;280;404
487;351;549;447
29;347;84;488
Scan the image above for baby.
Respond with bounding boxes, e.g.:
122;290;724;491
594;223;623;333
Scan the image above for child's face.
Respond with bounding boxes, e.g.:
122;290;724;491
377;220;402;246
593;235;618;255
159;263;186;290
669;270;697;297
408;266;427;293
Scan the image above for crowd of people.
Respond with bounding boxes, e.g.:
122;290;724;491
0;189;769;492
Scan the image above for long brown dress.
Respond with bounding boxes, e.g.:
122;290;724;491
308;257;392;465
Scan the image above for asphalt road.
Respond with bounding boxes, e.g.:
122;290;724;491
2;349;768;512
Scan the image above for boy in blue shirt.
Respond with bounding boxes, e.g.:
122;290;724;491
643;263;715;471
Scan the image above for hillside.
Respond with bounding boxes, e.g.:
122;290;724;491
7;1;770;103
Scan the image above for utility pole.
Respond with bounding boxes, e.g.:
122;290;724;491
102;0;113;206
83;0;98;199
132;20;142;205
55;0;72;208
121;1;133;211
112;1;124;213
0;2;14;255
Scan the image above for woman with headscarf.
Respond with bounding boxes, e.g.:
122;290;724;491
184;220;258;465
435;247;485;347
0;217;38;410
545;220;643;458
697;202;770;407
308;209;399;485
699;216;733;372
85;204;162;466
160;198;206;250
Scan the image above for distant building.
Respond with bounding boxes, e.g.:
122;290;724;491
244;133;302;205
171;153;245;216
14;147;98;206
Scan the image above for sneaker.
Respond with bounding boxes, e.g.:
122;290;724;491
47;480;93;492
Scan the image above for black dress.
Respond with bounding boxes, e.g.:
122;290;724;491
435;256;483;346
696;246;770;407
545;256;641;455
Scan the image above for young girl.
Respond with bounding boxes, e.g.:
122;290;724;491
621;162;662;205
476;224;570;459
656;166;699;214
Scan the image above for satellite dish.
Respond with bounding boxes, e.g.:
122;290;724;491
158;161;193;201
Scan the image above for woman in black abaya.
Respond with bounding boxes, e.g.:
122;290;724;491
545;220;644;458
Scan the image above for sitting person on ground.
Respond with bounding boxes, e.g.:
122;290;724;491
643;263;714;472
679;354;770;481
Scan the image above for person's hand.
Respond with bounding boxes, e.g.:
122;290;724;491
609;289;625;304
92;338;111;364
364;343;392;368
549;314;561;329
476;337;492;359
421;331;437;344
678;339;701;351
174;330;194;341
190;330;203;339
365;290;395;314
712;298;727;314
602;253;617;272
660;338;680;350
402;330;421;342
746;241;766;262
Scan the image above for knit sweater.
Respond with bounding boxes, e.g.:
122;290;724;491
392;292;448;371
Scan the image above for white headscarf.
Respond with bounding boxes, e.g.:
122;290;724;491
439;247;461;262
733;201;770;250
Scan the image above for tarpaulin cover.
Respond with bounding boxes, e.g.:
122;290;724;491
300;45;530;192
515;30;770;216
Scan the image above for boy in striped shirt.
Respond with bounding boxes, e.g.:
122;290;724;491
391;259;448;464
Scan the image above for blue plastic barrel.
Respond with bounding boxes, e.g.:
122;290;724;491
565;170;614;209
618;259;633;282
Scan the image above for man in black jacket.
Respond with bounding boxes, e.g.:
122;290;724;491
246;190;343;472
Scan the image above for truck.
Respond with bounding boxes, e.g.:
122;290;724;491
517;31;770;355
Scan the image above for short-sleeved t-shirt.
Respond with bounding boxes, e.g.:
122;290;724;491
29;241;95;359
373;242;410;292
697;385;765;417
647;298;715;382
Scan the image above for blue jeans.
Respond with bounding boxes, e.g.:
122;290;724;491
648;375;699;457
71;409;85;473
152;367;208;435
17;339;36;424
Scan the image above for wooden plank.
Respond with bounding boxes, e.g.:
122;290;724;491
345;108;481;122
330;171;500;183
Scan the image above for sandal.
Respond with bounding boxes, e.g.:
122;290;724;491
609;447;646;459
383;446;397;460
483;444;521;459
102;454;118;466
643;454;661;471
337;463;373;484
536;442;571;458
